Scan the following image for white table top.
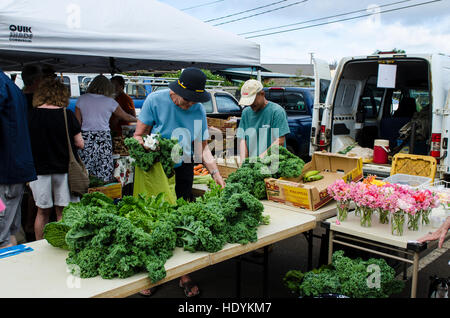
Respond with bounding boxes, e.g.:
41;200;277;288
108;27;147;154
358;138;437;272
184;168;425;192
262;200;338;222
324;209;446;250
0;204;315;298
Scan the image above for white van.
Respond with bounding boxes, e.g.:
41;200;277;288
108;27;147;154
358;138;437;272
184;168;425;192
310;52;450;179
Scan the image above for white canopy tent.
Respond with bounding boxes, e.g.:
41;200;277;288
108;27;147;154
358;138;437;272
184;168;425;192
0;0;260;73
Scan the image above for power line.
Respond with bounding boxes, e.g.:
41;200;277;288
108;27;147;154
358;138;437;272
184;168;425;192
239;0;413;36
181;0;225;11
245;0;442;39
213;0;309;26
204;0;288;23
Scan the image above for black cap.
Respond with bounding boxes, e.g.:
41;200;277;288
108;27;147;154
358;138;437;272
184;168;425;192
168;67;211;103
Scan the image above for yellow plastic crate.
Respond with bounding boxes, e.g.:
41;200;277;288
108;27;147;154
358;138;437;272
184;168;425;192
390;153;437;182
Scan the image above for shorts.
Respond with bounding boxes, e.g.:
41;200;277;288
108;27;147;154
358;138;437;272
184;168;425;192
29;174;80;209
0;183;25;247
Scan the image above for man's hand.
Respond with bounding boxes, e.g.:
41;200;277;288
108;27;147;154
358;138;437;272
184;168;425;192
212;172;225;188
133;134;144;146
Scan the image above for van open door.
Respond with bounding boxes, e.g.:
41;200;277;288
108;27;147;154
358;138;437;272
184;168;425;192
438;88;450;177
309;58;331;156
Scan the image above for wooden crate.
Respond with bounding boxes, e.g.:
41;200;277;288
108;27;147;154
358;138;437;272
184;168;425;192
207;116;238;134
88;183;122;199
216;156;240;179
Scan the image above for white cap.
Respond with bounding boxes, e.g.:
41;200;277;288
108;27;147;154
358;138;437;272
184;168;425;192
239;79;263;106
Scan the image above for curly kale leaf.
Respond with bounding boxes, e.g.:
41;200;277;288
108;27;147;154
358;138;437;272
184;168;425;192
283;270;305;295
299;269;341;297
265;145;305;179
45;192;117;250
171;199;227;253
79;192;116;211
220;191;265;244
225;146;304;199
226;166;267;200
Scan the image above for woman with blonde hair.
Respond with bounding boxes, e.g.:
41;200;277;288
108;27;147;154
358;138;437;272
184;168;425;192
75;75;137;181
28;78;84;239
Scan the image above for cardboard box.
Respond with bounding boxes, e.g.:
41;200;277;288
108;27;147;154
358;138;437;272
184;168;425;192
265;152;363;211
88;182;122;199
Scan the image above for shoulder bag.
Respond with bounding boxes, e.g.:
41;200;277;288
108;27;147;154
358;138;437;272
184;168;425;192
63;108;90;196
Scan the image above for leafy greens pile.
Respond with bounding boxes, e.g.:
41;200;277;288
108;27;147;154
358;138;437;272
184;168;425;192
44;184;268;283
283;250;404;298
43;145;303;284
226;145;305;199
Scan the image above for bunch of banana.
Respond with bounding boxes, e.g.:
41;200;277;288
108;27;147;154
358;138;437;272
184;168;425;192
303;170;324;182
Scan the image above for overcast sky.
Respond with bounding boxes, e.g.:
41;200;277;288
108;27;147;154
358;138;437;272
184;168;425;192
160;0;450;65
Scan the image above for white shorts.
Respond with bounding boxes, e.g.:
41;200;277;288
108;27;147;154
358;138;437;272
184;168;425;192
29;174;80;209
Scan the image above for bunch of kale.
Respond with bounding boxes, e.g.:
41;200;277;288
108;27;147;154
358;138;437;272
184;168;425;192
283;250;405;298
169;183;268;253
226;145;305;199
45;192;178;283
124;134;182;177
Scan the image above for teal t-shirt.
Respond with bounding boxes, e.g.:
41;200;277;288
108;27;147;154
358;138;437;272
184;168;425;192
138;89;209;165
236;101;290;157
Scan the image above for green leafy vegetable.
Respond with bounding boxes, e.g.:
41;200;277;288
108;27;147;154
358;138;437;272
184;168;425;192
65;209;174;283
226;145;305;199
43;193;113;250
284;250;404;298
124;134;182;177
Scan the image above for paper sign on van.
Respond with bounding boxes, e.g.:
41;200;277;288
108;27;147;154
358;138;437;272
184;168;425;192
377;64;397;88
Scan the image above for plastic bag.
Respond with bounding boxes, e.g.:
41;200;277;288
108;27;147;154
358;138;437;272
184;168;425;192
133;162;177;205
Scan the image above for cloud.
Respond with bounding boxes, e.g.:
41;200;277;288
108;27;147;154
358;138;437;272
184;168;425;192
258;13;450;64
161;0;450;65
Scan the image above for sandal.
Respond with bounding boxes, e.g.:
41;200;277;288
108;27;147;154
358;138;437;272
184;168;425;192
138;287;157;297
179;278;200;298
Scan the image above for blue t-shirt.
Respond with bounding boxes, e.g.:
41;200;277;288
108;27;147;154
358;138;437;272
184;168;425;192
0;70;37;184
139;89;209;165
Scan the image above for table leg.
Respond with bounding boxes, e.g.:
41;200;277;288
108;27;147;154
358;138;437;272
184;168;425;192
411;252;419;298
403;252;408;280
263;246;269;297
307;230;313;271
328;231;334;264
236;256;241;298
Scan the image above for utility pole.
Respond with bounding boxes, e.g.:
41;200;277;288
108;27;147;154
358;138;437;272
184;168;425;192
309;52;314;64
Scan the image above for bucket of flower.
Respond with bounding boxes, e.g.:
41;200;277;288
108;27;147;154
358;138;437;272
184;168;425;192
327;176;440;234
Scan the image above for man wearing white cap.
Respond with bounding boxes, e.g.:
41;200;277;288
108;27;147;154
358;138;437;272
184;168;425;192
236;79;290;162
